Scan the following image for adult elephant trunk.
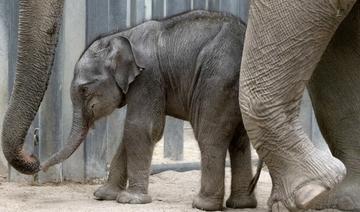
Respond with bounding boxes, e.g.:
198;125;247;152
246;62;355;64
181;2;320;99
41;109;89;172
1;0;64;175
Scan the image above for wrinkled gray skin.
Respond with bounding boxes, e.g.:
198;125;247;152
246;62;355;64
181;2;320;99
240;0;360;211
41;11;256;211
1;0;64;174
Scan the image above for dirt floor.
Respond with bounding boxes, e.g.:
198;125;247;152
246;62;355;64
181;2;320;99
0;127;341;212
0;168;342;212
0;168;265;212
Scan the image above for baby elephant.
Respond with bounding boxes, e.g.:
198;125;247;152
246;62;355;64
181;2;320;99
42;10;255;211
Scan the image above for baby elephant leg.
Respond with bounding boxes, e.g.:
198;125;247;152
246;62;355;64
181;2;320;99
116;94;165;204
94;142;127;200
226;127;257;209
116;131;155;204
192;136;228;211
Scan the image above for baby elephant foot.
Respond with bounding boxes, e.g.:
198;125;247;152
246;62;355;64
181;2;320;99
116;190;152;204
192;194;223;211
94;183;122;200
226;193;257;209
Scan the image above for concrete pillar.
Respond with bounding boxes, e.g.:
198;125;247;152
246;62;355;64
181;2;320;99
162;0;193;161
0;0;9;175
59;0;87;182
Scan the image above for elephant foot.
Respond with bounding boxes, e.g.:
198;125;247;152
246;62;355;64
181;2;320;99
310;177;360;211
226;193;257;209
192;194;223;211
116;190;152;204
94;183;122;200
271;201;292;212
262;146;346;211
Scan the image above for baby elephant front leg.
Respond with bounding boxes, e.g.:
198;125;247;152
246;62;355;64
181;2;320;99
94;142;127;200
116;123;156;204
116;95;165;205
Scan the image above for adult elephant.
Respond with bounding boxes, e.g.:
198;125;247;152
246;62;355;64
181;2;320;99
240;0;359;211
1;0;359;211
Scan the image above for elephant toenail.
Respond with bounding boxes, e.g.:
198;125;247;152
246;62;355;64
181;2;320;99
337;196;355;211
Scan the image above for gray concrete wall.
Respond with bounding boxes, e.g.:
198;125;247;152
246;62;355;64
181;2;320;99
0;0;9;175
40;0;87;183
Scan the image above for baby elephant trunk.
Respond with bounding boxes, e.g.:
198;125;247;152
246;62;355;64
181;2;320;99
41;110;89;171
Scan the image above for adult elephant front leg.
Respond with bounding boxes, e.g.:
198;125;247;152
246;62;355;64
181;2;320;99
116;86;166;204
94;142;127;200
309;2;360;210
239;0;356;211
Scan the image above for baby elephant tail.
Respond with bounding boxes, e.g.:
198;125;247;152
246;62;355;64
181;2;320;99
248;159;264;194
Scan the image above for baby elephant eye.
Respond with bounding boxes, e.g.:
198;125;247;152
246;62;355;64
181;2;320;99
80;87;88;94
79;87;92;98
78;80;98;97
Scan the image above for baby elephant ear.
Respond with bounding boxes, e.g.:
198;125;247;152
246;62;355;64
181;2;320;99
106;36;145;93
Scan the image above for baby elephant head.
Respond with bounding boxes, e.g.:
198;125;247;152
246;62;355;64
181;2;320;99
41;36;145;170
72;36;145;122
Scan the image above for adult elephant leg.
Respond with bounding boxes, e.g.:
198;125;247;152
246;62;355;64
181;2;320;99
239;0;356;210
226;125;257;209
308;2;360;211
94;142;127;200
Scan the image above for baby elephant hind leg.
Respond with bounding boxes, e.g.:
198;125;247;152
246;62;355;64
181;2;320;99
240;0;356;210
226;126;257;209
192;133;228;211
191;84;242;211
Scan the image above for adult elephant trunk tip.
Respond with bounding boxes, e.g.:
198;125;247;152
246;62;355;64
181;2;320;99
1;0;64;175
2;138;40;175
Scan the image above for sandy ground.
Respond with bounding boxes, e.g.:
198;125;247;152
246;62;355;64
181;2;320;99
0;168;267;212
0;169;341;212
0;127;341;212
